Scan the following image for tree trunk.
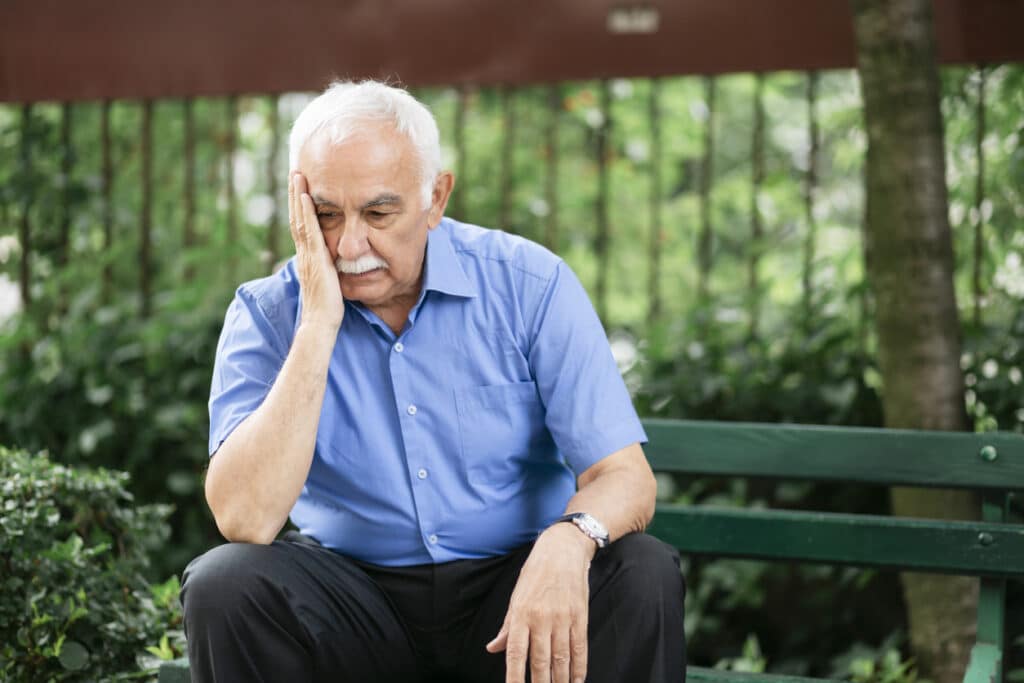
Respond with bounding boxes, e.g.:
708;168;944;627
851;3;978;683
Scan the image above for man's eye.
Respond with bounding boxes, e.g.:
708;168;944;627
317;212;340;219
369;211;388;218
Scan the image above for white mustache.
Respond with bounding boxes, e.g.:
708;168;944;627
336;255;389;274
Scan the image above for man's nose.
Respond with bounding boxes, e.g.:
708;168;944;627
337;219;370;261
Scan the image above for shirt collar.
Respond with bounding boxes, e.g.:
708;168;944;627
421;219;476;299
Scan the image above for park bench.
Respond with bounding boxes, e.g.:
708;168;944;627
644;418;1024;683
159;418;1024;683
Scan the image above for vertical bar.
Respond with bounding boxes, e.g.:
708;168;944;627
972;65;987;328
594;80;611;323
183;98;196;282
225;96;238;283
452;86;469;220
101;100;113;302
140;100;153;318
647;78;663;324
499;85;517;231
267;94;281;272
19;104;32;311
543;85;560;252
976;492;1006;656
749;73;766;339
697;76;716;306
803;71;820;324
59;102;73;268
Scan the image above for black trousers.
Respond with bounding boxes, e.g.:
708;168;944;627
180;531;685;682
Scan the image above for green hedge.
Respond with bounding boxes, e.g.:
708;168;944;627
0;447;182;681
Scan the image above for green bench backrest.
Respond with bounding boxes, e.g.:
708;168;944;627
643;419;1024;490
642;419;1024;578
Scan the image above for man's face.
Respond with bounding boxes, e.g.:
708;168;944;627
297;123;449;311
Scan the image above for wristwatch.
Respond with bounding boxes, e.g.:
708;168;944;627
552;512;610;549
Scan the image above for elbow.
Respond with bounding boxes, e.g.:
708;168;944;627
205;473;280;545
214;513;279;545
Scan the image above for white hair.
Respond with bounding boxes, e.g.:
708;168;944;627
288;80;441;205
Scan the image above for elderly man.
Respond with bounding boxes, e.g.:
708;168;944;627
181;80;684;683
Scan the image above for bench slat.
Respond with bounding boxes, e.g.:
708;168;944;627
649;505;1024;578
688;665;844;683
643;419;1024;490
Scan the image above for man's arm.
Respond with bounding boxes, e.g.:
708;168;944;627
205;173;342;544
487;442;656;683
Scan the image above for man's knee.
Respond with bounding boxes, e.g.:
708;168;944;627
181;542;286;618
600;533;686;610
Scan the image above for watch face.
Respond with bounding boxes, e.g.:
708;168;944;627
579;515;607;537
575;514;609;546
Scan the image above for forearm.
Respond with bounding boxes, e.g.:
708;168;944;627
545;442;658;556
205;320;338;544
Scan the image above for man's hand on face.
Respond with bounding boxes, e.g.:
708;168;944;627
487;523;596;683
290;172;345;331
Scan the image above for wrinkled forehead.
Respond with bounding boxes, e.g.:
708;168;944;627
298;124;423;204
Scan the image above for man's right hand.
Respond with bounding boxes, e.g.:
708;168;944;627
290;171;344;331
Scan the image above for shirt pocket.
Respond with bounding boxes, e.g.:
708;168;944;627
454;381;549;483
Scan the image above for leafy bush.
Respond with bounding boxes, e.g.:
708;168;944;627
0;272;228;579
0;446;182;681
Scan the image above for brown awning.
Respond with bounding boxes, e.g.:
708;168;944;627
2;0;1022;103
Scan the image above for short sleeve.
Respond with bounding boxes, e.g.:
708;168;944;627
208;290;288;456
527;261;647;474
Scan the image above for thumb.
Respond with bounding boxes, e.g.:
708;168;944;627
486;622;509;653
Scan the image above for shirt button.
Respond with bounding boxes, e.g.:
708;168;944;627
428;534;438;544
407;404;417;415
417;468;428;480
394;342;404;353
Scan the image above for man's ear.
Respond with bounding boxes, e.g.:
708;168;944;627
427;171;455;228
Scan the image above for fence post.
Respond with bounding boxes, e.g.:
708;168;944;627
452;86;469;221
697;76;716;308
499;85;517;231
18;104;32;311
101;100;113;302
749;73;766;339
140;99;153;318
594;80;612;323
803;71;820;324
647;78;663;324
183;98;196;282
267;94;281;271
972;64;987;328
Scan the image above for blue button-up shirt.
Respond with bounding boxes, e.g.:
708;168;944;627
208;218;647;566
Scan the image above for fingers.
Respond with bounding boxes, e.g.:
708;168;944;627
504;624;529;683
528;627;552;683
486;621;509;653
299;190;321;250
570;617;588;683
288;171;297;243
552;625;571;683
